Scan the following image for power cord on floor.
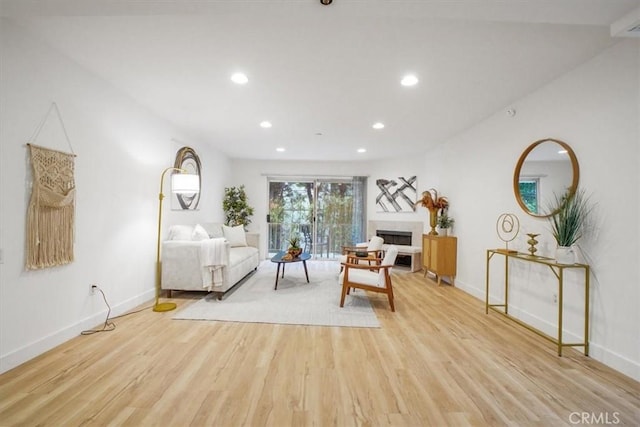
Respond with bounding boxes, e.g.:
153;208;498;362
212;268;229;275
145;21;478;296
81;285;156;335
109;304;154;319
81;286;116;335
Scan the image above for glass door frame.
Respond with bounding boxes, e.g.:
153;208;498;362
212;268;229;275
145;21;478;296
267;178;316;258
266;176;362;259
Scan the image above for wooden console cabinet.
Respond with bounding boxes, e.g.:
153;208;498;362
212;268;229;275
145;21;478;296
422;234;457;285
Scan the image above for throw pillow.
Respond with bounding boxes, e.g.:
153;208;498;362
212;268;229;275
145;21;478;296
167;225;194;241
223;225;247;247
192;224;210;241
202;222;224;238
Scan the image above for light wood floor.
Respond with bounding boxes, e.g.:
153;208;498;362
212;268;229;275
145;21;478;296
1;263;639;426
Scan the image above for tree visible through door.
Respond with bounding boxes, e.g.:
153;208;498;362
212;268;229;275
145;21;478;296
267;177;366;258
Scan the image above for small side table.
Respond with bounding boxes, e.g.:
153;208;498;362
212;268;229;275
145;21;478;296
270;251;311;290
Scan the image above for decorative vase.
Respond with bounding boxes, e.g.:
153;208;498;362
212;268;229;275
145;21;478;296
555;246;575;264
429;209;438;235
288;248;302;258
438;227;449;237
526;233;540;256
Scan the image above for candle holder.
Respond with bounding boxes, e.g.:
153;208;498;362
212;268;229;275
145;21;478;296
526;233;540;256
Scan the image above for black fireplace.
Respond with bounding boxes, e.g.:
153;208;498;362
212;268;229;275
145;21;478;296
376;229;412;246
376;230;412;266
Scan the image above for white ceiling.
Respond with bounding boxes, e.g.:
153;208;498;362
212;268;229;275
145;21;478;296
3;0;639;161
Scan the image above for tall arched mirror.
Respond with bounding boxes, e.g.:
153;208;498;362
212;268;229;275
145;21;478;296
513;138;579;218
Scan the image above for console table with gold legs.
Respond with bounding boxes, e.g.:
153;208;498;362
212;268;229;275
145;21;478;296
485;249;590;356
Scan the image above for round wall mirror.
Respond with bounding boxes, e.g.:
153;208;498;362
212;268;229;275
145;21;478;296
513;138;579;218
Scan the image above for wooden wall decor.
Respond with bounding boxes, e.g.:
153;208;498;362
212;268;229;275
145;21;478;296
172;146;201;210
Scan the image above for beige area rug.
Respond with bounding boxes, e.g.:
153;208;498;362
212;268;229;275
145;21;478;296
173;260;381;328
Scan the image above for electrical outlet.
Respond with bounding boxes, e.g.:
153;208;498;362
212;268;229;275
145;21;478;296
0;248;4;264
553;293;558;304
90;284;98;295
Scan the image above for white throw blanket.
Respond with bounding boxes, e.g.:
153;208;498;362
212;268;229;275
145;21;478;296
200;238;227;289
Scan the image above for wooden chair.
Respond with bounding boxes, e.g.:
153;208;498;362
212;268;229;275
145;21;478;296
339;236;384;272
339;246;398;312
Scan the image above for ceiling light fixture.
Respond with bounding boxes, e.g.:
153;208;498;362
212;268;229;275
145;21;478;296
357;148;367;153
320;0;333;5
372;122;385;130
230;72;248;85
276;147;285;152
401;74;418;87
260;121;272;128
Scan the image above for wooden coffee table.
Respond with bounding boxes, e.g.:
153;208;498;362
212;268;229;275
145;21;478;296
270;251;311;290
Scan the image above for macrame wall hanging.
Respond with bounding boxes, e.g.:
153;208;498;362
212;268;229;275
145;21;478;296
26;103;77;270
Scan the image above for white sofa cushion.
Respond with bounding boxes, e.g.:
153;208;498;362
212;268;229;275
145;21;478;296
168;225;194;241
192;224;210;241
202;222;224;238
229;246;258;265
223;225;247;247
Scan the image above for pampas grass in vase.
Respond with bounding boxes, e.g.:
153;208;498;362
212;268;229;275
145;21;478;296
415;188;449;235
548;188;592;264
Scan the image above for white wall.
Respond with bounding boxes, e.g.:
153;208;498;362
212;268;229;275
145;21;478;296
0;19;231;373
366;157;432;229
422;39;640;380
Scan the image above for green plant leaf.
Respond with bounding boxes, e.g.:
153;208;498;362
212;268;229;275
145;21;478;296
548;188;592;247
223;185;254;227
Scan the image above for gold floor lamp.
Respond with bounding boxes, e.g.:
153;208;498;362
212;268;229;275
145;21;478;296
154;167;200;312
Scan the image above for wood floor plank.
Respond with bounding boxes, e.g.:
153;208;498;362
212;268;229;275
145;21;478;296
1;263;639;426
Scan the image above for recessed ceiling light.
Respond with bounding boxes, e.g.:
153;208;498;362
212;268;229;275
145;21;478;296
276;147;285;152
357;148;367;153
372;122;385;130
260;121;272;128
401;74;418;87
231;72;248;85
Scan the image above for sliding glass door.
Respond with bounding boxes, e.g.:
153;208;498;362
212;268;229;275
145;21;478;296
267;179;314;257
267;177;366;259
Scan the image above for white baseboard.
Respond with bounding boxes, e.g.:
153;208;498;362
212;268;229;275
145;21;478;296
0;289;154;375
455;279;640;382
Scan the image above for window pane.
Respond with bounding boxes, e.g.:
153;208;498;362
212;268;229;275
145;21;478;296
519;180;538;214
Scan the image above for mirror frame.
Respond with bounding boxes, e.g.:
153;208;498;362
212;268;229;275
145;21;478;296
513;138;579;218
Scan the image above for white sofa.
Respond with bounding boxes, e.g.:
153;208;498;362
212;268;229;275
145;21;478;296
161;222;260;300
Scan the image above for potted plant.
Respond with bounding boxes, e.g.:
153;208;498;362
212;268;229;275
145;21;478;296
415;188;449;235
548;188;592;264
437;213;455;236
223;185;254;228
287;236;302;258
